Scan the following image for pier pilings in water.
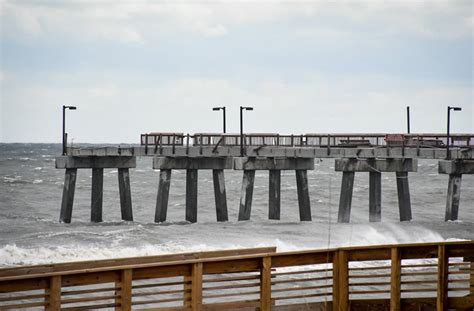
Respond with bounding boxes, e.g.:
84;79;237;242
335;158;417;223
56;156;136;223
439;160;474;221
153;157;233;223
234;157;314;221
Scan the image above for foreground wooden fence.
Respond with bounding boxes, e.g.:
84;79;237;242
0;242;473;310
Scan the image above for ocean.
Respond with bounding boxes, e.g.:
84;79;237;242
1;143;473;267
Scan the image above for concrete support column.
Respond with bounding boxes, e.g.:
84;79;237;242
396;172;412;221
186;169;198;223
445;174;462;221
118;168;133;221
338;171;355;223
60;168;77;223
296;170;312;221
91;168;104;222
269;170;281;220
212;169;228;222
155;169;171;223
369;171;382;222
238;170;255;221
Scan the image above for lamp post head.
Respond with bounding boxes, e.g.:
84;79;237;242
241;106;253;111
449;106;462;111
212;107;222;111
64;106;77;110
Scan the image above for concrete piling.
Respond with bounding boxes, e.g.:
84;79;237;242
118;168;133;221
268;170;281;220
155;169;171;223
212;169;228;222
186;169;199;223
238;170;255;221
396;172;412;221
445;174;462;221
60;168;77;223
296;170;312;221
439;160;474;221
338;171;354;223
91;168;104;222
369;171;381;222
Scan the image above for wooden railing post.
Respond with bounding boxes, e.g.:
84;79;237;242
46;275;61;310
184;274;192;307
260;256;272;311
333;250;349;311
116;269;132;311
437;244;448;311
191;262;203;311
390;247;401;311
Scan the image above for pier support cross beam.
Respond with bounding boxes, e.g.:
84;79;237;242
335;158;417;223
60;168;77;223
91;168;104;222
212;169;228;222
118;168;133;221
155;169;172;223
269;170;281;220
439;160;473;221
186;169;198;223
239;170;256;221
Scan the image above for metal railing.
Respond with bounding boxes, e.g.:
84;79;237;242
1;241;472;310
141;132;473;149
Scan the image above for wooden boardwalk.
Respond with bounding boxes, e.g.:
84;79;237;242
0;241;473;310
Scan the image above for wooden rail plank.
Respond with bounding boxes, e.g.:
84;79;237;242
192;262;203;311
437;244;448;311
333;250;348;311
260;256;271;311
390;247;401;311
46;275;61;310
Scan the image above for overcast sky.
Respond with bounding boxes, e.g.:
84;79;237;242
1;0;472;143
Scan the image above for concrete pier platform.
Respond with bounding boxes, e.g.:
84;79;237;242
153;157;233;223
56;156;136;223
234;157;314;221
335;158;417;223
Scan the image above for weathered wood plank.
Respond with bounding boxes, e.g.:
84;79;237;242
238;170;255;221
91;168;104;222
296;170;311;221
268;170;281;220
155;169;171;222
192;262;203;311
212;169;228;222
260;257;272;311
60;168;77;223
118;168;133;221
437;244;448;311
338;171;355;223
390;248;401;311
186;169;198;223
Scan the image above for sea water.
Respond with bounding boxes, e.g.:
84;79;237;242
0;143;473;267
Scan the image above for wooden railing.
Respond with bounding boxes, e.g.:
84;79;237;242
0;242;473;310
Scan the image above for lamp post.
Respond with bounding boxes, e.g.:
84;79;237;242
240;106;253;156
212;106;226;133
406;106;410;134
446;106;462;160
62;105;77;155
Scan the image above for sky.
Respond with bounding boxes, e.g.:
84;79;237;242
0;0;472;143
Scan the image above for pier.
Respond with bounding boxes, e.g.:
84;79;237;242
1;241;473;310
55;133;473;223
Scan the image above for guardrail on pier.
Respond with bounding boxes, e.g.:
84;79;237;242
1;241;473;310
141;132;473;149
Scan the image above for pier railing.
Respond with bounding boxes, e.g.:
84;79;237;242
1;241;473;310
140;133;473;149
